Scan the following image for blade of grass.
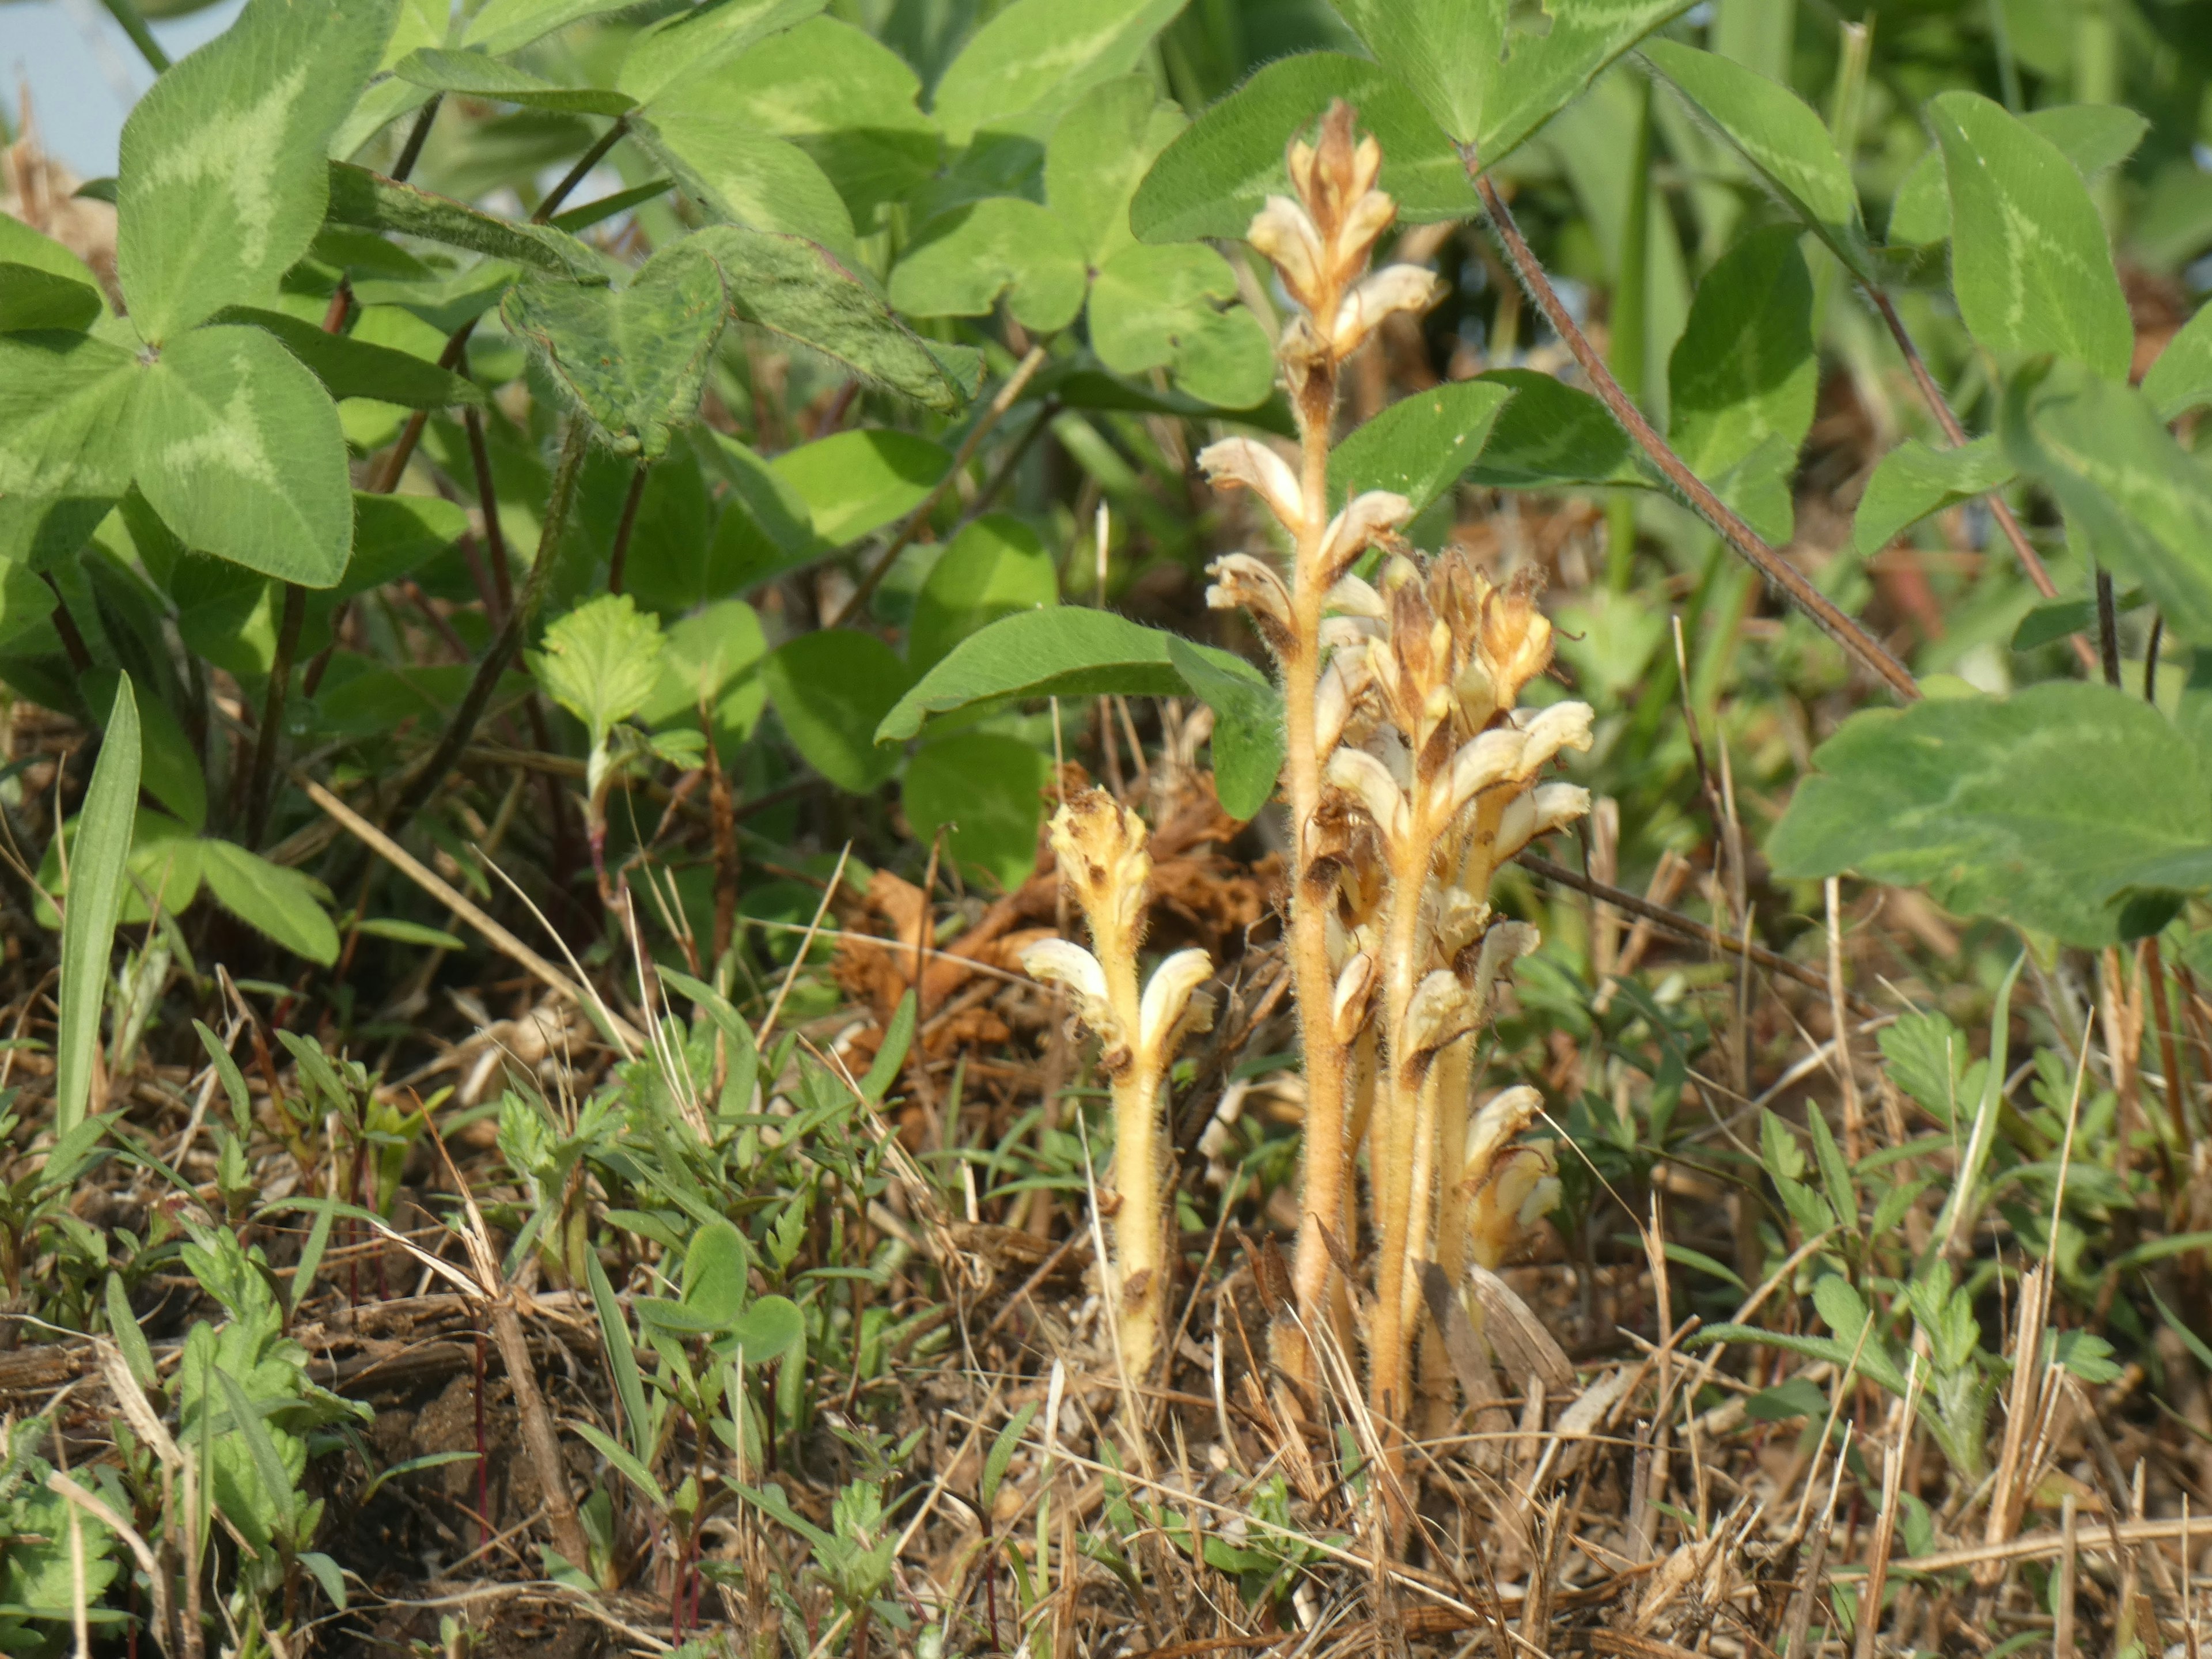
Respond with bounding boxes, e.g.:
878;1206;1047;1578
57;676;140;1137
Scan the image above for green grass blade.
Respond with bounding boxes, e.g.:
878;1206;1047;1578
57;674;139;1137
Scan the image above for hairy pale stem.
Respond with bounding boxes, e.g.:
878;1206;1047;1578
1419;1040;1475;1438
1281;361;1355;1395
1466;160;1919;703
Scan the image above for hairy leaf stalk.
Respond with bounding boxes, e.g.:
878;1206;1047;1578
1023;791;1214;1392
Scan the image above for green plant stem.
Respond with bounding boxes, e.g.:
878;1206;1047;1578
98;0;169;73
537;118;631;225
833;342;1051;626
2097;570;2123;688
244;584;307;850
392;94;443;181
1605;74;1652;594
606;460;650;594
1465;158;1918;702
380;421;591;847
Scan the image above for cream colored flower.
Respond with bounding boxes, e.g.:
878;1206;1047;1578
1206;553;1294;653
1021;938;1117;1039
1493;782;1592;863
1198;437;1305;535
1316;490;1413;584
1327;746;1410;846
1330;264;1444;355
1138;947;1217;1059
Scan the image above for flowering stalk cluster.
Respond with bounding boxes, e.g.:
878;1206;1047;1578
1022;790;1214;1388
1201;104;1589;1448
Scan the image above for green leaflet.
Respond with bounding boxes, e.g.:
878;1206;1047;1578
1327;379;1517;517
2142;299;2212;421
461;0;641;55
904;732;1054;890
199;842;340;965
324;162;609;282
929;0;1185;145
1853;436;2014;555
131;324;355;587
1887;103;2147;247
55;676;138;1137
1768;681;2212;947
1478;0;1699;165
117;0;399;343
394;48;637;116
502;244;728;459
1327;0;1506;145
618;0;828;106
1130;54;1467;244
762;631;915;793
877;608;1284;818
1665;226;1817;546
0;328;138;568
1045;76;1188;267
707;427;952;589
889;199;1089;333
628;111;860;261
653;17;938;232
1640;38;1870;281
908;514;1059;673
1463;369;1642;490
2000;359;2212;646
1088;243;1275;410
688;224;976;414
533;594;668;753
0;219;106;331
1929;91;2133;381
209;306;486;410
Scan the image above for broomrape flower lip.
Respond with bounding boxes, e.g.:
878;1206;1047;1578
1138;948;1217;1056
1020;938;1115;1037
1198;437;1304;535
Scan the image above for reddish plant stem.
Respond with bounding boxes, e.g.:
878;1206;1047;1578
1465;159;1919;702
607;460;650;595
1864;289;2103;675
464;406;513;623
40;575;93;674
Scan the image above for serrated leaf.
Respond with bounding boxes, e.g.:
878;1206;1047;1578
0;328;138;568
501;244;726;459
1089;243;1274;409
396;48;635;115
1463;368;1642;489
56;676;137;1137
116;0;397;341
461;0;638;55
1769;681;2212;947
1666;226;1816;544
618;0;827;106
1929;91;2132;380
629;112;858;260
210;305;486;410
533;594;667;751
2143;300;2212;421
324;162;608;281
930;0;1183;146
687;224;975;414
1887;103;2147;247
1640;38;1869;279
1130;53;1467;245
904;733;1053;891
1046;77;1187;266
1998;359;2212;646
890;199;1088;334
910;514;1058;672
1854;435;2014;555
763;631;915;792
1327;379;1517;517
131;324;354;586
200;841;339;964
1328;0;1505;145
